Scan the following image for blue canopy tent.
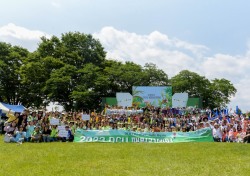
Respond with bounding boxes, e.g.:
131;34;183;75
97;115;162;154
0;102;26;114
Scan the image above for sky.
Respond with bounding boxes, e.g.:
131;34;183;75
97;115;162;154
1;0;250;112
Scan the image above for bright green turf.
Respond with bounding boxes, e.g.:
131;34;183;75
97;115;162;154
0;136;249;176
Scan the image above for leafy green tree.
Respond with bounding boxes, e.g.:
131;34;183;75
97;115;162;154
0;42;29;104
171;70;236;108
103;61;145;93
171;70;210;96
37;32;106;68
71;63;106;110
32;32;107;110
43;64;77;111
209;78;237;108
20;54;65;108
143;63;169;86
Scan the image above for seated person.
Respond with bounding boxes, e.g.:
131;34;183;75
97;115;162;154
31;126;42;142
50;125;58;142
61;125;74;142
243;127;250;143
42;125;51;142
10;125;26;144
4;121;18;142
26;121;35;142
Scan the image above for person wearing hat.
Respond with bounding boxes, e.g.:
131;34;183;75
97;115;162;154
212;123;222;142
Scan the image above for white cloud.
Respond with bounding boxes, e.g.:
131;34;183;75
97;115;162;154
0;23;50;51
51;1;61;8
201;54;250;82
94;27;207;76
94;26;250;112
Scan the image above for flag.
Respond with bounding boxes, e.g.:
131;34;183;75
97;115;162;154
236;106;239;114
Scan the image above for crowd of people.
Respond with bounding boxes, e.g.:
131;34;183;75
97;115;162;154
2;106;250;144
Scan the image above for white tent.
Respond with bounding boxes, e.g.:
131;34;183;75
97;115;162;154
0;103;10;113
0;102;26;114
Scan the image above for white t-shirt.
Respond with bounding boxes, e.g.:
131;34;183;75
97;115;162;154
213;128;222;138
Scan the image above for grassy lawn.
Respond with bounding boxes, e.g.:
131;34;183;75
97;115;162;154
0;136;249;176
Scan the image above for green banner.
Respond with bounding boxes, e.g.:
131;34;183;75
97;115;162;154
74;128;213;143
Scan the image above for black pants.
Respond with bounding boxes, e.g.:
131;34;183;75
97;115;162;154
62;135;74;142
213;137;221;142
243;136;250;143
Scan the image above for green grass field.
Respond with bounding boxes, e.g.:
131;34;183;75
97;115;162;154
0;136;249;176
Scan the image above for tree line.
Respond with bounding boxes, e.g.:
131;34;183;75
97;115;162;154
0;32;236;111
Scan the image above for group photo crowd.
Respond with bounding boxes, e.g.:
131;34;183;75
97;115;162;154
1;106;250;144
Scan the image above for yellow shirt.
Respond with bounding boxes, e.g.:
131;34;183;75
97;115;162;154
6;112;18;123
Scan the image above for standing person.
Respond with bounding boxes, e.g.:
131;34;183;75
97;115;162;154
18;109;29;127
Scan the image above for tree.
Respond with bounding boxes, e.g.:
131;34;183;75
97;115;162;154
32;32;107;110
20;54;65;108
171;70;210;97
209;78;237;108
37;32;106;68
43;64;77;111
143;63;169;86
170;70;237;108
71;63;106;110
0;42;29;104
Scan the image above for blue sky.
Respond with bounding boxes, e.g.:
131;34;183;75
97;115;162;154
1;0;250;112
